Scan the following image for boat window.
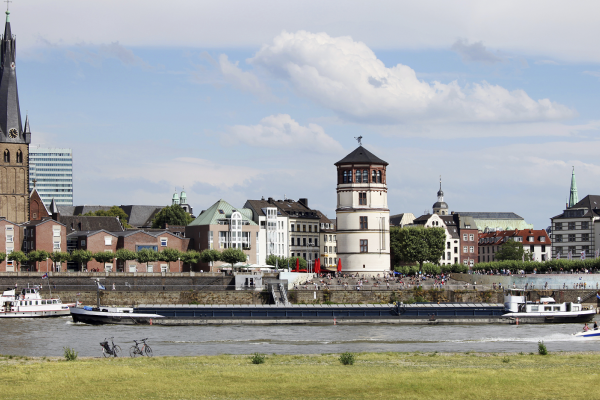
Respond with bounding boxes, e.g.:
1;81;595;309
35;301;38;305
53;300;57;304
573;306;579;311
29;301;32;305
544;306;552;311
554;307;561;311
531;306;538;311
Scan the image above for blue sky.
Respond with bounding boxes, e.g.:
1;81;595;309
11;1;600;229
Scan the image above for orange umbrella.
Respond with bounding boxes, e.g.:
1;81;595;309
337;258;342;272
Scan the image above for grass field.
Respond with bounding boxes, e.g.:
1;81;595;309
1;351;599;399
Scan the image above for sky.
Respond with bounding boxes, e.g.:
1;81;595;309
10;0;600;229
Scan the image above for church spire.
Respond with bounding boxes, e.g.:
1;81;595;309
568;166;578;208
0;5;24;143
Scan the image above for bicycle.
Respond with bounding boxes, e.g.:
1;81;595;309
129;338;153;357
100;337;121;358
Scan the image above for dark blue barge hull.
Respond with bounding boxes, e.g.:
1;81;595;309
135;303;507;319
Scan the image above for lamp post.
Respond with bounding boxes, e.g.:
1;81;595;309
178;257;181;272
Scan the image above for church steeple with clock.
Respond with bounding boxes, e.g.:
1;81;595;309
0;9;30;223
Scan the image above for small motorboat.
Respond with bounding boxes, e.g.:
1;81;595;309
574;324;600;338
0;286;74;318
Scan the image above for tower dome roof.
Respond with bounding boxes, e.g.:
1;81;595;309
172;191;179;200
433;201;448;210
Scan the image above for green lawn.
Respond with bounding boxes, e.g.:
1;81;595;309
1;352;598;399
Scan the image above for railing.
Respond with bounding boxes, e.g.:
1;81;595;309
279;283;290;305
270;285;280;305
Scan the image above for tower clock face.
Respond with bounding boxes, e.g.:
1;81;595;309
8;128;17;138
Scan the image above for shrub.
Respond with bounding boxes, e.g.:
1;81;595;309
250;353;265;364
339;352;356;365
63;347;78;361
538;341;548;356
502;356;510;363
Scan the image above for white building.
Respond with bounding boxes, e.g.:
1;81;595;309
29;147;73;206
244;198;289;265
335;145;390;273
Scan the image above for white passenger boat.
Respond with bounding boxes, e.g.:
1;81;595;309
502;289;596;323
0;287;74;318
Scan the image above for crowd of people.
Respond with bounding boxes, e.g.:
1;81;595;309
292;272;453;291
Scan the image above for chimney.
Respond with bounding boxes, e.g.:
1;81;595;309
268;197;274;204
299;198;308;208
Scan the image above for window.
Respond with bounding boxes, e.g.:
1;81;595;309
53;242;60;250
53;227;60;237
371;170;376;183
360;239;368;253
303;238;306;246
303;225;306;232
530;245;534;252
582;233;589;241
463;260;468;265
343;171;348;183
582;221;589;230
447;252;451;260
360;216;368;230
463;246;467;253
315;239;318;246
359;192;367;205
447;242;450;249
3;149;8;163
81;240;86;246
348;170;353;183
6;234;12;243
568;222;576;230
541;245;546;252
463;234;468;241
555;235;563;242
568;234;576;242
160;238;167;247
469;246;474;253
16;150;22;163
377;171;381;183
309;225;312;232
454;247;458;254
104;236;112;246
291;224;294;232
362;170;368;183
528;236;534;242
555;223;562;230
582;245;590;253
469;234;474;241
356;170;362;183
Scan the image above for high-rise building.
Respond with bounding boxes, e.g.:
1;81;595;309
29;147;73;206
0;9;31;222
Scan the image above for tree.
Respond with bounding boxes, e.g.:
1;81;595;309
151;204;194;228
390;226;446;270
288;257;307;270
199;249;221;267
93;251;116;271
8;251;28;271
27;250;50;272
70;249;94;271
159;248;183;272
136;249;159;271
0;252;6;264
84;206;132;229
220;248;247;267
495;240;533;261
115;249;138;272
180;250;201;270
265;254;287;268
50;252;70;272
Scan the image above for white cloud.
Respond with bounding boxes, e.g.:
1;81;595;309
218;54;272;99
451;39;503;64
223;114;344;153
249;31;575;124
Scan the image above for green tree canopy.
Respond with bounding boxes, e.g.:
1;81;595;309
50;252;70;271
93;251;115;269
159;248;182;263
180;250;201;265
8;251;28;270
200;249;221;264
265;254;287;268
28;250;50;271
115;248;137;261
136;249;159;269
83;206;132;229
495;240;533;261
0;252;6;263
288;256;307;270
151;204;193;228
390;226;446;269
220;248;247;266
70;249;94;271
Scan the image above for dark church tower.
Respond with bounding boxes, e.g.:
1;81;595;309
0;9;29;223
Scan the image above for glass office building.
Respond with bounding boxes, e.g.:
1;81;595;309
29;147;73;206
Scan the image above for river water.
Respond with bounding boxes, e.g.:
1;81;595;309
1;318;599;357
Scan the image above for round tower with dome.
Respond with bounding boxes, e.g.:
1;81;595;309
335;139;390;273
172;189;180;205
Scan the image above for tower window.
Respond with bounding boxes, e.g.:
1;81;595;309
372;170;376;183
360;216;368;230
377;171;381;183
359;192;367;205
343;171;348;183
348;170;353;183
3;150;9;163
16;150;22;163
360;239;368;253
356;170;361;183
362;170;368;183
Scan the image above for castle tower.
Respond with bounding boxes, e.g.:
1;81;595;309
0;10;29;223
433;177;448;215
335;143;390;273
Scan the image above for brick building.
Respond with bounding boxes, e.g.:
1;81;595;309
21;218;67;272
68;230;118;271
0;217;20;271
478;229;551;263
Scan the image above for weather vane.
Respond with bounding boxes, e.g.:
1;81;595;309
4;0;11;12
354;136;363;146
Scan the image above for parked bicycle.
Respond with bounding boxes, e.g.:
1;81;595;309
100;337;121;358
130;338;153;357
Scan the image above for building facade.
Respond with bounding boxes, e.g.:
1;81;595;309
479;229;551;262
335;145;390;273
0;11;30;223
244;198;289;265
29;147;73;207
